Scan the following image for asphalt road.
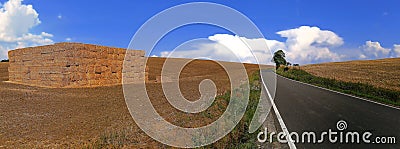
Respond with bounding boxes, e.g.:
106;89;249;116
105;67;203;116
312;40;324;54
261;70;400;149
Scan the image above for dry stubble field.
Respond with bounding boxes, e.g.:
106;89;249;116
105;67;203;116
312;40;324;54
302;58;400;91
0;58;259;148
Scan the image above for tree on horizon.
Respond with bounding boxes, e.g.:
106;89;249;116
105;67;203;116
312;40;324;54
272;50;287;70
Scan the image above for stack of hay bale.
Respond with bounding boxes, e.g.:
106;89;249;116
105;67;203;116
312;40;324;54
8;43;147;88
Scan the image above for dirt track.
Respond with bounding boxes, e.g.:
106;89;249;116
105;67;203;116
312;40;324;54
0;58;259;148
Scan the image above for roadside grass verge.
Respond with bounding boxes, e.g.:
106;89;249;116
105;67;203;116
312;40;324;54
194;70;262;148
276;68;400;107
224;70;262;148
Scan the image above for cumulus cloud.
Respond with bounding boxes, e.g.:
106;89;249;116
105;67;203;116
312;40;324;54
393;44;400;57
360;41;391;59
158;26;400;64
159;26;346;64
277;26;344;63
160;35;285;64
207;34;286;64
0;0;53;59
358;42;400;59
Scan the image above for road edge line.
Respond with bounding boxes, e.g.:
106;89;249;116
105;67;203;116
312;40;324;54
260;71;297;149
277;74;400;111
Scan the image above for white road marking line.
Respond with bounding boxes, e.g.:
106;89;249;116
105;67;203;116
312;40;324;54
260;71;297;149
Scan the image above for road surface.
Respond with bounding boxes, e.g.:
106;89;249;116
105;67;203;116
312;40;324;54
261;70;400;148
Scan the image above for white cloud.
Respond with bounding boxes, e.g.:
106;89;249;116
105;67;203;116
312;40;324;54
57;14;62;19
0;0;53;59
207;34;286;64
160;51;171;57
159;26;345;65
358;42;400;59
360;41;391;59
393;44;400;57
277;26;344;64
158;26;400;64
359;54;367;59
160;34;284;64
65;37;72;41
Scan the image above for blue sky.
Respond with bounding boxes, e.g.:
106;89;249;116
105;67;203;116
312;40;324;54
0;0;399;64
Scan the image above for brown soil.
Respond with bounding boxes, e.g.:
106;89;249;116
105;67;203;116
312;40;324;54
302;58;400;91
0;58;260;148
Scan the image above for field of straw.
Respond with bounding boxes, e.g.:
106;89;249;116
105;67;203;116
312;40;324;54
0;58;260;148
302;58;400;91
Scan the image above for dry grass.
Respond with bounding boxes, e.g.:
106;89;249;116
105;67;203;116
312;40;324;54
302;58;400;91
0;58;260;148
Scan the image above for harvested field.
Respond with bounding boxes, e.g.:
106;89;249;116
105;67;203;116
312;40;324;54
0;57;260;148
302;58;400;91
